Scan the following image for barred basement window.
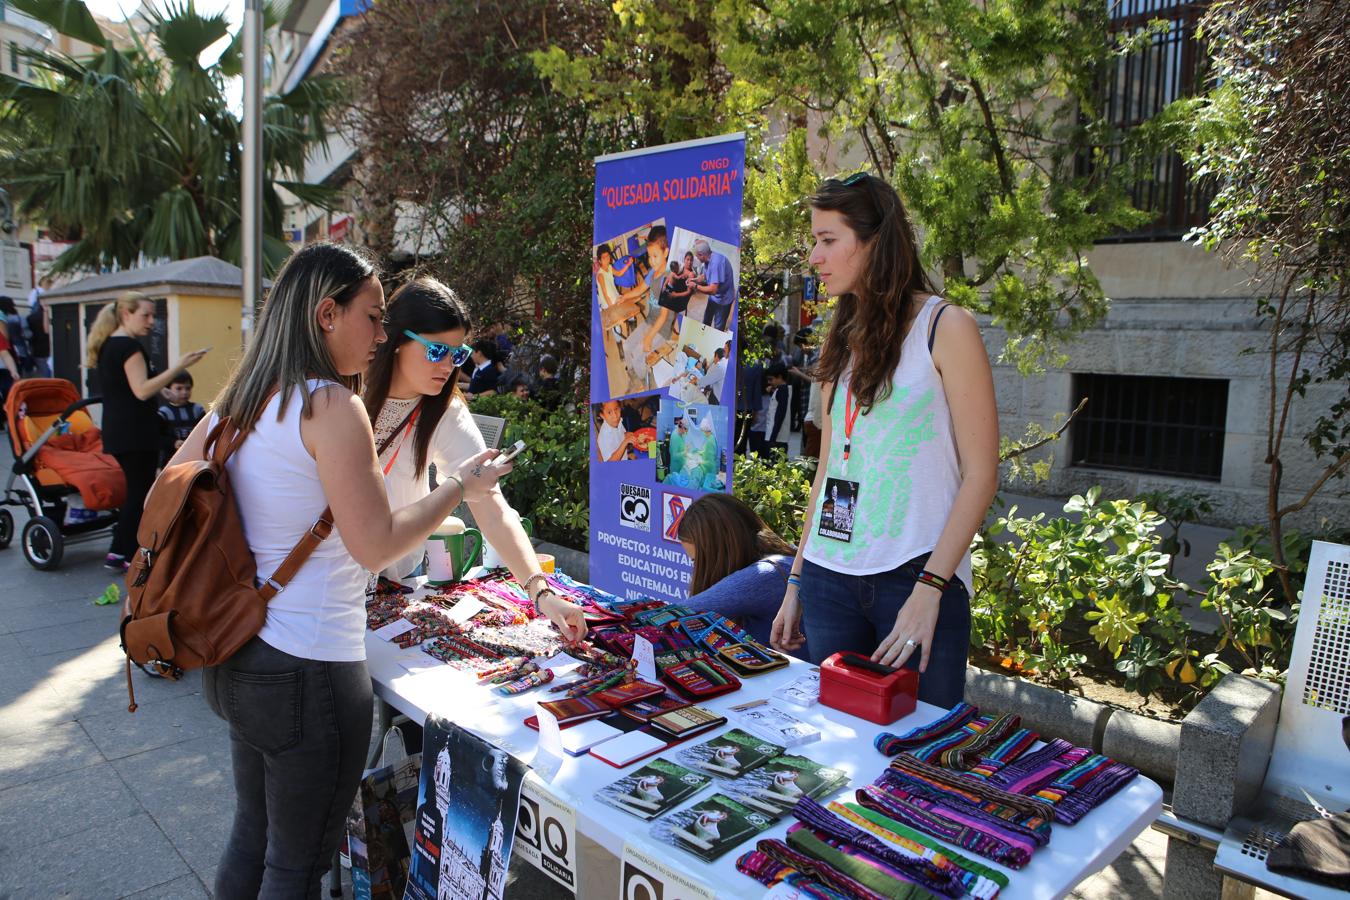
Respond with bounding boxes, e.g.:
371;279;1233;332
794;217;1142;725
1071;373;1228;480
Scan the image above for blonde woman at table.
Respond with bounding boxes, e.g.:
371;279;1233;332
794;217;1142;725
363;276;587;642
168;242;511;899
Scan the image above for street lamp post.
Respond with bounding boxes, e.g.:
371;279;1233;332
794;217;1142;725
241;0;264;343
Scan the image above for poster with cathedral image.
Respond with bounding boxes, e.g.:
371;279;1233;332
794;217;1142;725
404;717;527;900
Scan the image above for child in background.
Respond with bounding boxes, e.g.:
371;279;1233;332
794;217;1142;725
157;371;205;467
505;374;533;401
536;354;563;409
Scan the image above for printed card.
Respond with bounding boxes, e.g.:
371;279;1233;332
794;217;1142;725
594;757;713;821
719;754;849;818
649;794;776;862
674;728;784;778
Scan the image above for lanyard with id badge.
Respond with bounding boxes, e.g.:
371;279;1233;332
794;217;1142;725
818;388;862;542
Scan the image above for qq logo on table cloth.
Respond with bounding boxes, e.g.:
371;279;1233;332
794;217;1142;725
620;484;652;532
515;791;574;888
621;859;664;900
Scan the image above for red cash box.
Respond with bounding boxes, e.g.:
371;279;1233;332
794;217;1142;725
819;652;919;725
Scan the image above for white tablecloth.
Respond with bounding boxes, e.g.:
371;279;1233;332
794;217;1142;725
365;629;1161;899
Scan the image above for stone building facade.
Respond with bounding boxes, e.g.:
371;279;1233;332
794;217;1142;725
987;242;1347;531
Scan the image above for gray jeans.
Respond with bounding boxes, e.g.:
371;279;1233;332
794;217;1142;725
204;636;373;899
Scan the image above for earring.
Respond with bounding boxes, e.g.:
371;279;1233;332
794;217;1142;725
326;325;334;331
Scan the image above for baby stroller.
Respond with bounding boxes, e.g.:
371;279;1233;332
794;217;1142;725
2;378;124;570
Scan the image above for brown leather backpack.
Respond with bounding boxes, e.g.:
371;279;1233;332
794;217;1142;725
119;417;332;713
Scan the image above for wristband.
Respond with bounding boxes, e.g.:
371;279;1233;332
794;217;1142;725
787;573;802;587
916;569;949;592
533;587;560;617
523;571;549;599
445;473;465;501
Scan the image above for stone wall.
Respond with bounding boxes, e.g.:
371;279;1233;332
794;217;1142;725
989;242;1348;531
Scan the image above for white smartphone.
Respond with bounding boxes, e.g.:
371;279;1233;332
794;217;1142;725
496;440;526;465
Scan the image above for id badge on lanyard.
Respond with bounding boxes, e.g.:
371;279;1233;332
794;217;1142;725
819;388;862;543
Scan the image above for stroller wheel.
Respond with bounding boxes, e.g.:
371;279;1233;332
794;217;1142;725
0;509;12;549
21;516;64;570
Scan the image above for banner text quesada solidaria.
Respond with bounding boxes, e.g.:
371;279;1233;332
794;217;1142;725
600;170;739;210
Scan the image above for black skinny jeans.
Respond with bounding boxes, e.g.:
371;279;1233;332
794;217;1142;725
204;636;373;899
110;449;158;558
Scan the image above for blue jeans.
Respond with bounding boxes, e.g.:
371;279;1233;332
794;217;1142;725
800;555;971;709
204;636;373;900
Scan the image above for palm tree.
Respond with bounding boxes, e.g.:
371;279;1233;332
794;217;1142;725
0;0;340;275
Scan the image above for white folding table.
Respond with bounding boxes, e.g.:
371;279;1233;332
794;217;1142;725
365;624;1160;898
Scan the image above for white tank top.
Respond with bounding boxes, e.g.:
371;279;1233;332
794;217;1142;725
803;296;973;588
215;380;369;662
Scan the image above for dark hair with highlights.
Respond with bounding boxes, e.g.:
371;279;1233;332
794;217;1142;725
677;494;795;595
810;174;935;413
363;276;472;477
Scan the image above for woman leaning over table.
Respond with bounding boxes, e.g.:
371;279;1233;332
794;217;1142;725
168;242;511;898
769;174;999;709
363;275;586;641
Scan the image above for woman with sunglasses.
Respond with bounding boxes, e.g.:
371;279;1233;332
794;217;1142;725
363;276;587;642
769;174;998;709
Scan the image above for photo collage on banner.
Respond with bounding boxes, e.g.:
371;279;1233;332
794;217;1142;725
590;133;746;603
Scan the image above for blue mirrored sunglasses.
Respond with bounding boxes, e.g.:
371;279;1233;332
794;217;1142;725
403;330;471;366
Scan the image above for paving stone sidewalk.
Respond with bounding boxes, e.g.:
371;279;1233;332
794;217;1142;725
0;445;1188;899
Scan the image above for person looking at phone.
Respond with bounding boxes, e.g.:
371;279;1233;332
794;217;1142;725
363;276;586;640
170;243;510;898
86;292;209;571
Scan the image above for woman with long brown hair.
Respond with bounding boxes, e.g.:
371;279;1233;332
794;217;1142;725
769;174;999;709
362;276;586;640
676;493;795;647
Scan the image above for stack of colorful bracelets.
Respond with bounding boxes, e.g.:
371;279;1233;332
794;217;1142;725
736;702;1140;897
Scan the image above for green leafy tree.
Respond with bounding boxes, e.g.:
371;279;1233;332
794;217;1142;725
0;0;338;274
715;0;1151;372
1157;0;1349;599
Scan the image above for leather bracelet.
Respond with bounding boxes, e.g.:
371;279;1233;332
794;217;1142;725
916;569;949;592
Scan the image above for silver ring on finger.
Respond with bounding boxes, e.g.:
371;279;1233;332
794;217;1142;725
903;638;918;648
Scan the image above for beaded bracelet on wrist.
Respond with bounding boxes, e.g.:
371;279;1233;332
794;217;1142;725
916;569;949;592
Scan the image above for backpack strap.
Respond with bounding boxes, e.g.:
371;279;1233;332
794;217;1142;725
259;508;334;601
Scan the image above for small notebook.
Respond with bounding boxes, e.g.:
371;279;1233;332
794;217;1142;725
647;705;727;741
589;730;670;767
560;718;625;756
538;695;611;726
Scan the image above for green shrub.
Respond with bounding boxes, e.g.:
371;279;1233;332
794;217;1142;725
732;449;817;545
973;486;1298;707
467;394;590;550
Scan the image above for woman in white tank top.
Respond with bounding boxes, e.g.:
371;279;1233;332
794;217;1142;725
362;276;587;640
168;242;513;899
769;175;1000;710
